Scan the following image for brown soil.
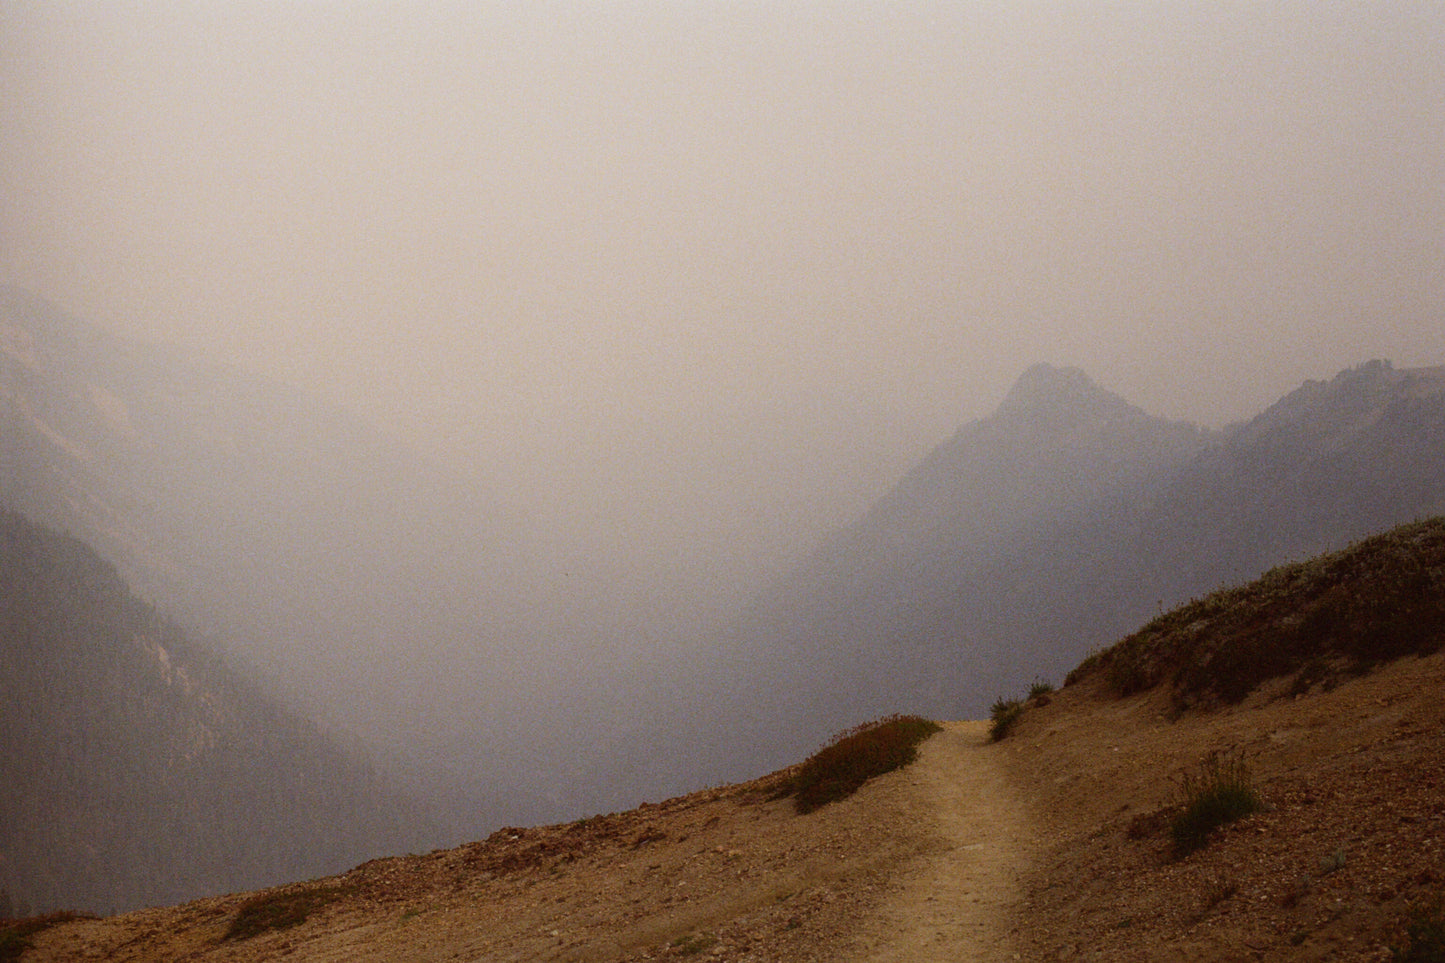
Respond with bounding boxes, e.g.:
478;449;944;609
1000;650;1445;962
25;651;1445;961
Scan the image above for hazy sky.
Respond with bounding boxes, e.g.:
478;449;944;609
4;1;1444;595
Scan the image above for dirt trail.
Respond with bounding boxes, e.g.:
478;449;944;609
25;719;1034;963
27;653;1445;962
854;720;1033;963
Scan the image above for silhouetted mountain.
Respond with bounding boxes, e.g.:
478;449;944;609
806;363;1209;590
1136;359;1445;581
0;509;437;915
660;361;1445;786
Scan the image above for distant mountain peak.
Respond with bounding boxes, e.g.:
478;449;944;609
997;363;1131;421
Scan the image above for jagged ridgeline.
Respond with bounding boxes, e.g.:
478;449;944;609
0;509;436;916
1069;516;1445;705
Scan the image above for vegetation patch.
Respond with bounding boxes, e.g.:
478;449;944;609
1394;900;1445;962
989;697;1025;742
784;715;942;814
223;883;356;942
989;680;1052;741
0;911;94;962
669;931;717;955
1027;678;1055;699
1067;518;1445;708
1170;750;1261;858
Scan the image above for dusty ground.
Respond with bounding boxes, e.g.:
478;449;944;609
26;721;1031;962
857;721;1035;963
997;649;1445;962
24;650;1445;961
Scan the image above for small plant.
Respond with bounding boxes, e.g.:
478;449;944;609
223;884;355;942
1394;901;1445;962
1170;749;1262;857
670;932;717;955
786;715;942;814
1318;848;1347;875
1105;644;1157;696
989;696;1025;742
1027;678;1055;699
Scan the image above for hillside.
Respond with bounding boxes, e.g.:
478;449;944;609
16;518;1445;960
8;721;1029;963
0;287;569;829
655;361;1445;791
1002;517;1445;960
0;510;437;915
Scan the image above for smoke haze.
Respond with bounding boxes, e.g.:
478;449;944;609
3;2;1443;707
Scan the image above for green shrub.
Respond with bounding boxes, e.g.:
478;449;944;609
787;715;941;814
223;884;355;942
1170;750;1261;857
1395;901;1445;962
1027;678;1055;699
1104;644;1157;696
989;696;1025;742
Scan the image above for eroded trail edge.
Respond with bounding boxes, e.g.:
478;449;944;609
857;720;1033;963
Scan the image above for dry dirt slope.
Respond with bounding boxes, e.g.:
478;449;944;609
25;721;1032;963
999;648;1445;962
23;646;1445;962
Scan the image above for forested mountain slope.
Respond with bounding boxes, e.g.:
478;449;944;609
0;287;566;828
0;509;435;915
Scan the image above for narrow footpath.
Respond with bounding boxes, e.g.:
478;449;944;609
856;720;1034;963
24;720;1036;963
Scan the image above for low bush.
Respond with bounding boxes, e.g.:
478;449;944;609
1074;519;1445;707
223;884;355;942
989;697;1025;742
1170;749;1261;858
787;715;942;814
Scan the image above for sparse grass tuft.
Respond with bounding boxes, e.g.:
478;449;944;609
0;911;94;962
1071;518;1445;707
1318;848;1347;875
669;932;717;955
1170;749;1262;858
1027;678;1055;699
223;884;356;942
785;715;942;814
989;696;1025;742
